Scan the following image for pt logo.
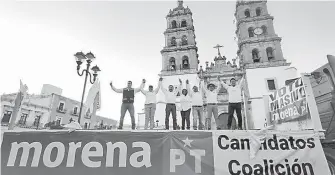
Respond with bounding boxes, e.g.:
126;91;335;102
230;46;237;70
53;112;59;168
169;137;206;173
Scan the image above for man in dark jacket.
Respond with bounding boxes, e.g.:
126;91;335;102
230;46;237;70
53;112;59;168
110;79;145;130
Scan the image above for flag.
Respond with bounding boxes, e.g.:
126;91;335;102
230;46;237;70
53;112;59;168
20;80;28;95
8;80;28;130
84;79;101;115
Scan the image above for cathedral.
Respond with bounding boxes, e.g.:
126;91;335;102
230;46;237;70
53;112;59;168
155;0;298;130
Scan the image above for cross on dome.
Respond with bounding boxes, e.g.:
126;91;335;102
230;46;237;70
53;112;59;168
214;44;223;57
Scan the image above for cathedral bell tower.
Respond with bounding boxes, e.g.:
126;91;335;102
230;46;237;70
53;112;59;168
235;0;290;68
160;0;199;76
234;0;298;129
155;0;201;129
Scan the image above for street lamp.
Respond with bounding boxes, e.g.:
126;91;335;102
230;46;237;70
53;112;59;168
74;51;101;124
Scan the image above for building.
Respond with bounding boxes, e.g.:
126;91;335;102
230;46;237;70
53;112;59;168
155;0;299;130
234;0;298;129
155;0;200;128
1;93;52;129
199;50;245;129
310;63;335;140
1;84;116;130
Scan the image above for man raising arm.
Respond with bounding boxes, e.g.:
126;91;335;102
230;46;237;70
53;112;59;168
110;79;145;130
219;76;244;130
141;78;162;130
160;78;182;130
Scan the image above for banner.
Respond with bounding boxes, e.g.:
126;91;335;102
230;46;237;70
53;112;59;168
1;130;330;175
212;130;330;175
267;77;310;126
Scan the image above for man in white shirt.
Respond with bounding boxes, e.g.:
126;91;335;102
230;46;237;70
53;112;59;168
141;78;162;130
161;79;182;130
219;76;244;130
201;79;221;130
179;81;192;130
186;80;204;130
110;79;145;130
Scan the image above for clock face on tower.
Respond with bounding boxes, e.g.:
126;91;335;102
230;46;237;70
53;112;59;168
253;27;263;35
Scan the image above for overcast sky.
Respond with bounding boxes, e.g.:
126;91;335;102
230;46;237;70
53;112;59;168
1;1;334;124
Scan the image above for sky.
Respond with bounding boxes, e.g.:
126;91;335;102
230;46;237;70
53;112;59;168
0;0;334;124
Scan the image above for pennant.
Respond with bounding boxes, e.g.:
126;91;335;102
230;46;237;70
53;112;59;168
8;80;28;130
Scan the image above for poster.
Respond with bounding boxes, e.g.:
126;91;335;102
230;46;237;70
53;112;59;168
267;77;310;126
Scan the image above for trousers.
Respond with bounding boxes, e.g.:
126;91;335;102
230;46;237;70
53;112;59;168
206;104;221;130
144;103;156;130
165;104;177;130
192;106;204;130
228;102;242;129
180;108;191;130
119;103;135;129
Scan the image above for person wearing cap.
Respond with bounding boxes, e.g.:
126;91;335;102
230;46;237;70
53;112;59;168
141;78;162;130
201;79;221;130
179;81;192;130
219;76;244;130
160;78;182;130
186;79;204;130
110;79;146;130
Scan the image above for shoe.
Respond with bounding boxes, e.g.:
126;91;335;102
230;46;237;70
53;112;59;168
117;127;123;130
238;127;243;130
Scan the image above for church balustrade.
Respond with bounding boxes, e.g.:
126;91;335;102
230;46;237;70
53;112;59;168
160;68;198;76
244;60;290;69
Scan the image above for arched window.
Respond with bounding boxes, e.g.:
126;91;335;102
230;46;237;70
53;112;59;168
181;35;188;45
252;49;260;62
266;47;274;60
182;56;189;69
248;27;254;37
169;57;176;70
181;20;187;27
256;7;262;16
171;20;177;28
261;25;267;35
171;37;176;46
244;9;250;17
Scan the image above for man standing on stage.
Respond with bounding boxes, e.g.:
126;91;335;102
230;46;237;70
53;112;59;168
141;78;162;130
186;80;204;130
201;79;221;130
179;85;192;130
161;78;182;130
110;79;145;130
219;76;244;130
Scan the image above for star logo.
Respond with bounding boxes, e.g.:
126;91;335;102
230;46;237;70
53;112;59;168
182;137;193;147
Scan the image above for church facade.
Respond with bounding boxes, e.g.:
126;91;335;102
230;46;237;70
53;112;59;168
155;0;298;130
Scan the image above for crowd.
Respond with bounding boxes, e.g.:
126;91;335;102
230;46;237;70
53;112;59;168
110;76;244;130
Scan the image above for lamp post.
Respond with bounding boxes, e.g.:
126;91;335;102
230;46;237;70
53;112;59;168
74;51;101;124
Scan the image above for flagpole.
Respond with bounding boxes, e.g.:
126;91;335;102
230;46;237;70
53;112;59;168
8;91;22;130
